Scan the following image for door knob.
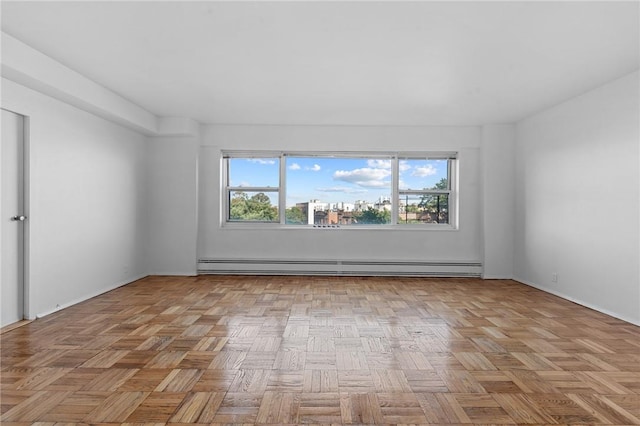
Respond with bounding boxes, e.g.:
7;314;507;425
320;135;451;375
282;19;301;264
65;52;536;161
10;215;27;221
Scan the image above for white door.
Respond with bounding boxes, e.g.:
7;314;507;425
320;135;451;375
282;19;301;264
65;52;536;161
1;109;26;327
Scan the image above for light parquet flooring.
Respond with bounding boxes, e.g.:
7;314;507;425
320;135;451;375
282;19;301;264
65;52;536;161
1;275;639;425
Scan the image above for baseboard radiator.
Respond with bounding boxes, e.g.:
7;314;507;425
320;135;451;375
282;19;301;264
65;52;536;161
198;258;482;277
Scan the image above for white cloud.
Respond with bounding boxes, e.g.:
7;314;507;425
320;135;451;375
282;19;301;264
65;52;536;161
247;158;276;165
306;164;321;172
317;186;368;194
367;159;391;169
399;160;411;172
288;163;301;170
412;165;437;177
333;167;391;188
367;159;411;172
358;180;391;188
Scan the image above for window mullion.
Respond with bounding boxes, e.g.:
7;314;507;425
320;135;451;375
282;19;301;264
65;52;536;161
391;155;399;225
223;158;230;222
279;154;286;225
228;187;278;193
399;189;450;195
449;158;457;227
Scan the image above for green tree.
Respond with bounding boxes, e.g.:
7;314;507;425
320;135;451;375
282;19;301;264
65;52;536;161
405;204;420;213
418;178;449;223
230;192;277;221
285;206;307;224
354;207;391;224
230;191;249;220
431;178;448;190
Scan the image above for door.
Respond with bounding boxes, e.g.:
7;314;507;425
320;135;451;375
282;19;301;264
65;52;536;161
1;109;26;327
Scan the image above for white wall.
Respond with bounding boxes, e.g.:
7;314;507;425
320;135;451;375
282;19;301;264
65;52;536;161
198;124;483;267
146;135;199;275
514;71;639;325
481;124;515;279
2;78;149;318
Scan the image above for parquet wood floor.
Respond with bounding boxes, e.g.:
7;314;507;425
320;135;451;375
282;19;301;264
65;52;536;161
1;275;639;425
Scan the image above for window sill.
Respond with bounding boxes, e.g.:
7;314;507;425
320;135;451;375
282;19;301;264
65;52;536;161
220;223;458;231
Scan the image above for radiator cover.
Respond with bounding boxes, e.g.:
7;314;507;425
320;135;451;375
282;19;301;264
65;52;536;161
198;258;482;277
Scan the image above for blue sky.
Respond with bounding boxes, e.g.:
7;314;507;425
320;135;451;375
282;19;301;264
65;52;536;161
229;157;447;207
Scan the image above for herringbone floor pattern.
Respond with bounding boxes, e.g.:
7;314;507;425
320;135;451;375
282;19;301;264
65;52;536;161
1;275;639;425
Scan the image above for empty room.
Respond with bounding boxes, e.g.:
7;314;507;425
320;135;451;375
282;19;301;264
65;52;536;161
1;1;639;424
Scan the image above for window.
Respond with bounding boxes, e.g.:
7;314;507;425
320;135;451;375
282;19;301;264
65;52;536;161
398;158;452;225
223;152;456;227
285;156;392;225
224;156;279;222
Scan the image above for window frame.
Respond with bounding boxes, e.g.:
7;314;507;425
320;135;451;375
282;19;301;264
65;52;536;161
396;156;456;226
222;151;458;229
223;153;281;223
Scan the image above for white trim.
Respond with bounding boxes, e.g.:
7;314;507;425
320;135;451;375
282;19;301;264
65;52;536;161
227;186;278;193
482;273;514;280
148;271;198;277
219;222;458;231
514;276;640;326
22;114;30;321
391;154;399;225
279;154;287;224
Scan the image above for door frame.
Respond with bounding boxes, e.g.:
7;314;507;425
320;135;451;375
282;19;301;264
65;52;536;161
1;107;31;321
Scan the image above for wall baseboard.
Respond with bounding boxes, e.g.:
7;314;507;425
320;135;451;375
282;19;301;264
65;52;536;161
148;271;198;277
35;274;149;319
482;274;514;280
198;258;482;277
513;276;640;326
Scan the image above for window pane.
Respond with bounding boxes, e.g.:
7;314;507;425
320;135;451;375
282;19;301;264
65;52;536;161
286;157;392;226
398;193;449;224
399;159;448;190
228;157;279;188
229;191;279;222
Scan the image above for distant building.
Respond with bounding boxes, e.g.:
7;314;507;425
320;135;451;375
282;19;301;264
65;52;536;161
296;199;360;225
296;200;330;225
374;196;392;212
329;202;354;212
297;198;400;225
353;200;373;212
314;209;355;225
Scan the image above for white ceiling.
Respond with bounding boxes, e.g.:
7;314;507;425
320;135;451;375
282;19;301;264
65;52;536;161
2;1;638;126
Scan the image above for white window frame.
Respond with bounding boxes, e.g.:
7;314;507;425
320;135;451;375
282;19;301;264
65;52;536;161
396;156;456;226
223;153;281;223
222;151;458;229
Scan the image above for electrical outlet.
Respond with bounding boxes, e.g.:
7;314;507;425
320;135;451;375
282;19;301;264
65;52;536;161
551;273;558;283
